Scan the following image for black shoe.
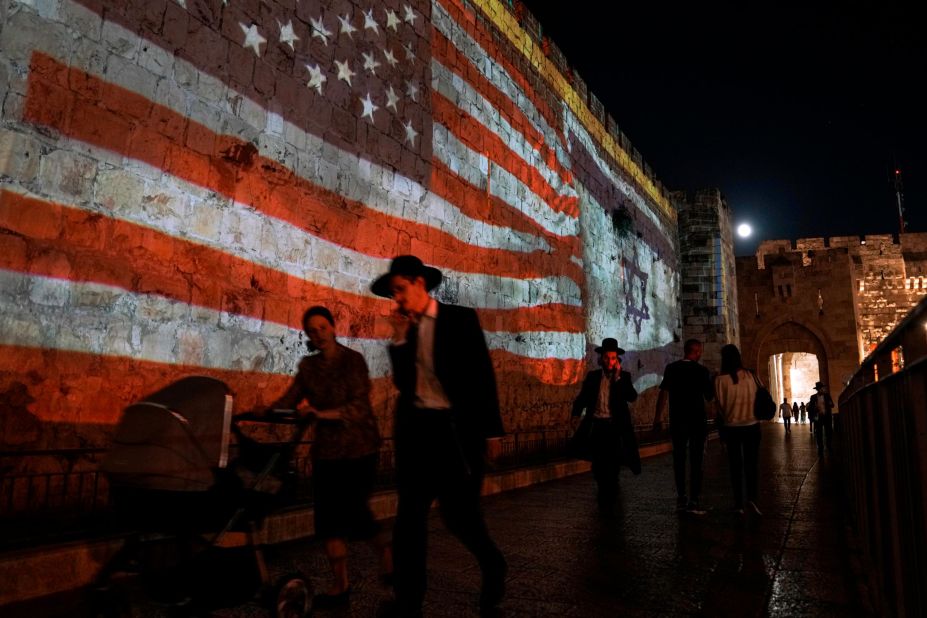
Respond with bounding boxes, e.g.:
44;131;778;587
313;588;351;609
480;558;507;609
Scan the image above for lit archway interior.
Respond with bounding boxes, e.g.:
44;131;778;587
768;352;821;421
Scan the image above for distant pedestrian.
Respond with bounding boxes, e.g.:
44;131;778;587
714;344;762;517
807;397;818;435
572;338;640;513
371;255;507;616
792;402;799;423
809;381;835;456
799;402;807;424
778;398;792;434
652;339;714;514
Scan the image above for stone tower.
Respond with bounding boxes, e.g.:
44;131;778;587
675;189;740;369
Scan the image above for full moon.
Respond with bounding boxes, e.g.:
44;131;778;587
737;223;752;238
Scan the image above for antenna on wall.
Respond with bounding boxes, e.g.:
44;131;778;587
894;167;906;234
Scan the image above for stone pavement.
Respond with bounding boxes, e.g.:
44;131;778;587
229;422;874;617
9;422;876;617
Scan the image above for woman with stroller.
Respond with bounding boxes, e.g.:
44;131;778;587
714;344;763;517
268;305;392;608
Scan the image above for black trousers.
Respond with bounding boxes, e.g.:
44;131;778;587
590;418;621;506
815;415;833;454
671;424;706;502
392;407;504;611
722;424;761;506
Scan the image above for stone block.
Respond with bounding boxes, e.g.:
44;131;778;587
101;18;139;60
0;129;42;182
0;6;71;67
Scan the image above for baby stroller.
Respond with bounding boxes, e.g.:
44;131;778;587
95;376;313;617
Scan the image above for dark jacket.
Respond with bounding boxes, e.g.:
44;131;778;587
571;369;641;473
388;303;504;445
808;392;835;419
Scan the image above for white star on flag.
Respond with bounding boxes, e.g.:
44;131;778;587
338;14;357;39
335;59;355;86
383;48;398;68
385;85;399;112
362;51;380;76
363;9;379;35
310;16;332;45
239;23;267;57
406;80;419;102
278;19;299;50
306;63;326;94
403;5;418;25
360;93;379;122
385;9;400;31
403;119;418;146
403;42;416;61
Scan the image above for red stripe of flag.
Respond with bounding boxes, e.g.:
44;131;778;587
0;189;586;335
24;52;580;285
432;92;579;218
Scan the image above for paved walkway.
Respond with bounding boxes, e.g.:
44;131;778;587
238;422;873;617
11;422;875;617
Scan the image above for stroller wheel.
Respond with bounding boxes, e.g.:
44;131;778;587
273;573;312;618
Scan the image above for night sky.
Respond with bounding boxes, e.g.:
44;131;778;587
520;1;926;255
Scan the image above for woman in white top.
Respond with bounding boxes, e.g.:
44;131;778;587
714;344;762;516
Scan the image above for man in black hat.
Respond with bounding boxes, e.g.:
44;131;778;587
371;255;506;616
571;338;640;512
808;381;835;456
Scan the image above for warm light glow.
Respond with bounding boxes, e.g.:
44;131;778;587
737;223;752;238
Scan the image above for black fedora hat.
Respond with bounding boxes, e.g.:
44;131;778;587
594;338;626;355
370;255;443;298
813;381;826;390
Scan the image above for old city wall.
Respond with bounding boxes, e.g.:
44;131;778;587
0;0;687;461
742;232;927;402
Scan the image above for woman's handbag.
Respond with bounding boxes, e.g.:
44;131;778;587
567;415;595;461
751;372;776;421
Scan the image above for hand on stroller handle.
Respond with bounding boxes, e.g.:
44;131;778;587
233;408;317;424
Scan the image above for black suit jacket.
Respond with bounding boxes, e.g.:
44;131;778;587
389;303;504;444
571;369;641;473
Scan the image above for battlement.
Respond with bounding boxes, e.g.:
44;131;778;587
753;232;927;270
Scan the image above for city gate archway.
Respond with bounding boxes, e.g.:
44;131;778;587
754;320;831;406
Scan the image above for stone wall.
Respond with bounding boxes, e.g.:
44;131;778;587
0;0;695;461
674;189;739;369
741;232;927;402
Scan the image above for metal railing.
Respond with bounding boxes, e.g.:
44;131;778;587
839;295;927;618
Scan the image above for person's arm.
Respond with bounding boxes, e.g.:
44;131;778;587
653;388;668;431
572;375;590;417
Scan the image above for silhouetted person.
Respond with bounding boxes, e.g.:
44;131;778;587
799;402;807;424
572;338;640;513
267;306;389;609
807;396;818;435
779;398;792;434
371;256;506;616
714;344;762;517
809;381;835;456
792;401;799;424
652;338;714;514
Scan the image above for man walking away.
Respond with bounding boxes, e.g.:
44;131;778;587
652;339;714;515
